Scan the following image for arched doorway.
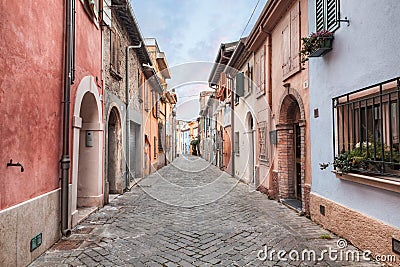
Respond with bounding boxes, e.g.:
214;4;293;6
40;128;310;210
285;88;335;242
106;107;123;203
71;76;103;227
277;92;305;210
246;112;255;184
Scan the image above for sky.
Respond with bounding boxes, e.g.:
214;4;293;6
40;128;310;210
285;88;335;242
132;0;267;121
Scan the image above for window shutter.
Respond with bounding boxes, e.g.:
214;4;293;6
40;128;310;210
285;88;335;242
234;132;240;154
258;122;268;161
102;0;112;26
316;0;339;32
110;30;121;73
290;2;300;73
116;33;121;71
316;0;324;32
326;0;339;32
111;30;115;68
235;72;245;97
259;45;266;96
145;82;150;111
255;49;261;88
282;24;290;77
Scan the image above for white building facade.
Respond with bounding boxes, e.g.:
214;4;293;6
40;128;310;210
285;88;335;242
308;0;400;258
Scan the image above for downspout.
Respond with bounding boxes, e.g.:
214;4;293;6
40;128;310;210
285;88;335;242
125;43;142;190
267;33;272;110
231;79;235;177
60;0;73;237
164;97;167;165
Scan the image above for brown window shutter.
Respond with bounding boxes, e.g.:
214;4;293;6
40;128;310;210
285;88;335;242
116;33;121;71
290;2;300;73
255;50;261;89
282;24;290;77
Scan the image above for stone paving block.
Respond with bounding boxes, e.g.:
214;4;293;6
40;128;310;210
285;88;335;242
29;156;381;267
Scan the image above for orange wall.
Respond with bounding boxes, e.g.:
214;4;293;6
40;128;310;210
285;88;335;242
143;86;159;174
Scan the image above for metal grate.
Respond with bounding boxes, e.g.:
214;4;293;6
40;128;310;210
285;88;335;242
332;77;400;178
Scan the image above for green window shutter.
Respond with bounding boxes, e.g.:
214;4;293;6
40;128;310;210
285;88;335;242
316;0;324;32
235;72;245;97
326;0;339;31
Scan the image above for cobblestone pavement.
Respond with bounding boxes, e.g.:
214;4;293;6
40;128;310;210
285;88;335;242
31;156;381;267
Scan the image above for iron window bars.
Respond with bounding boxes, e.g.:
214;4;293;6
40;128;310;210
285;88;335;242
332;77;400;178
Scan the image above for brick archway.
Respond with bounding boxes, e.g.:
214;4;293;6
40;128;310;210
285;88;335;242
276;88;306;212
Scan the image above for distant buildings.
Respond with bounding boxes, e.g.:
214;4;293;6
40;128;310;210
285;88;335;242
176;120;199;156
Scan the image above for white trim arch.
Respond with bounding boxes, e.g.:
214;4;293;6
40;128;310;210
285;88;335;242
70;76;104;227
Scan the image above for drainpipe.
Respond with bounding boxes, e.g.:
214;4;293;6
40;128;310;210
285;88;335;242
267;33;272;110
60;0;73;237
231;79;235;177
164;97;167;165
125;43;142;190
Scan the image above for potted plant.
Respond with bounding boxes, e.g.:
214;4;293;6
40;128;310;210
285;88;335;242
320;141;400;175
300;30;334;63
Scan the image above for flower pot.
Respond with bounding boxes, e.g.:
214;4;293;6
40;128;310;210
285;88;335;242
308;36;334;57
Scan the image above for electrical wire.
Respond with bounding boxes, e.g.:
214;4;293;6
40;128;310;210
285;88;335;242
239;0;262;40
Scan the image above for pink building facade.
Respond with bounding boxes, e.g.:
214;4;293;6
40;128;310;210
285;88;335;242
0;1;103;265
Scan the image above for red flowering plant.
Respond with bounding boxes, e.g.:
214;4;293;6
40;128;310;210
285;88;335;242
300;30;334;63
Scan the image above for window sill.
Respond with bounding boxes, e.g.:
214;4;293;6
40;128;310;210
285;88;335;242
256;90;265;99
333;171;400;193
282;66;301;82
259;158;269;166
110;68;123;81
243;91;252;99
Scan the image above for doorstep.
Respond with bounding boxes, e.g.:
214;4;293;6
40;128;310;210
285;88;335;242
75;206;98;225
281;198;302;213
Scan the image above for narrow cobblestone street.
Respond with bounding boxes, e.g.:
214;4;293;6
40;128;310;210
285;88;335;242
31;156;379;267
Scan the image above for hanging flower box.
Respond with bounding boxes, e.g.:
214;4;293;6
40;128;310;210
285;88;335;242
300;30;334;63
308;36;334;57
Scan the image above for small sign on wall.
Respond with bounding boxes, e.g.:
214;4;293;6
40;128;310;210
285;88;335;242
30;233;42;252
269;130;277;145
393;238;400;255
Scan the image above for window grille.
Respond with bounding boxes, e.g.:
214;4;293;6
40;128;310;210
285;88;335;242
332;77;400;178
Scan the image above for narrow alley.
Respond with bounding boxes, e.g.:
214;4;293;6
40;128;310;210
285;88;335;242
2;1;400;266
31;156;378;267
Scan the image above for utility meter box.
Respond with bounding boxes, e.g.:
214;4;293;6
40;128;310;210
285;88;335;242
86;131;94;147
